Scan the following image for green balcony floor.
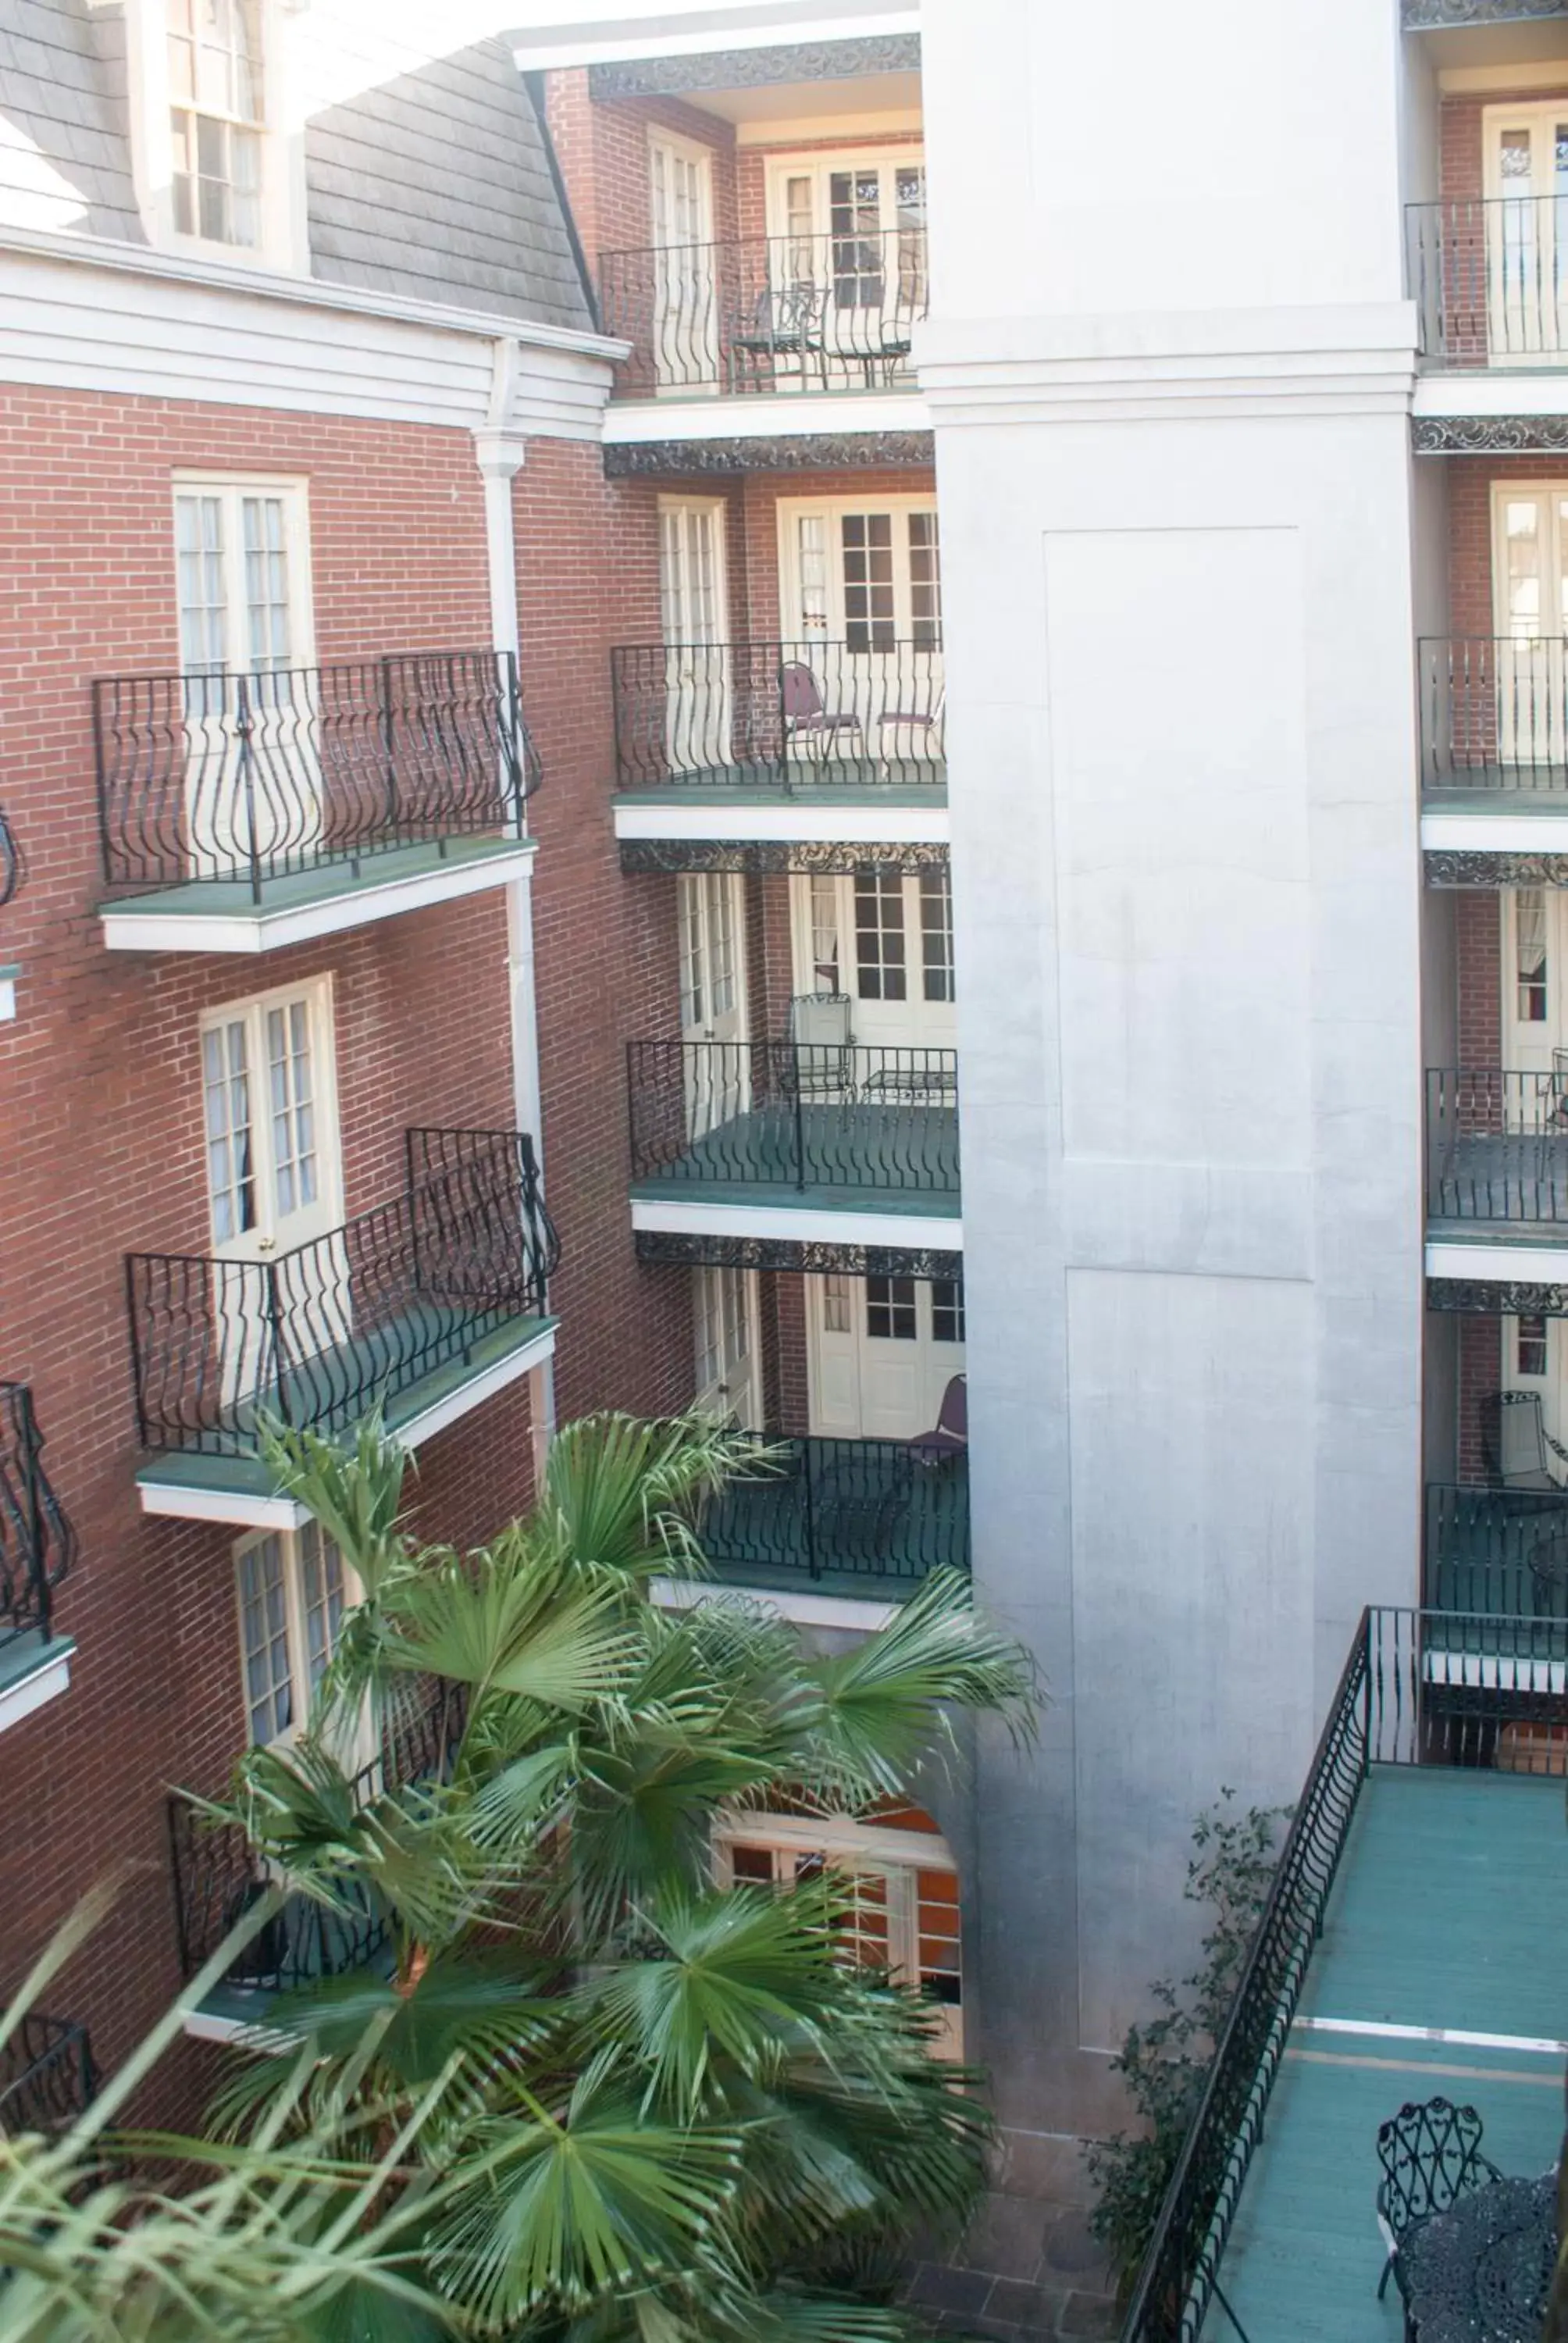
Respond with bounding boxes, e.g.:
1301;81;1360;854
1424;782;1568;814
633;1104;960;1214
1200;1768;1568;2343
102;833;527;929
137;1308;555;1509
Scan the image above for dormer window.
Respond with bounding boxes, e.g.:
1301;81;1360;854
168;0;263;247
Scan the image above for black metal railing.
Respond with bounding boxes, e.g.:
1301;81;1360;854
629;1041;960;1196
1425;1065;1568;1225
0;2013;95;2135
94;650;541;902
1424;1482;1568;1617
168;1689;460;1995
1408;197;1568;367
1120;1604;1568;2343
127;1129;556;1459
598;228;928;398
0;1381;77;1657
701;1436;968;1586
611;639;945;790
0;808;19;907
1418;636;1568;790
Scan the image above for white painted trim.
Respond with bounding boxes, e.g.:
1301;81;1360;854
735;111;923;147
1415;374;1568;422
1420;811;1568;853
394;1322;558;1450
100;841;538;954
762;139;925;241
0;969;16;1022
602;389;928;442
137;1478;312;1529
650;1574;895;1629
613;800;946;844
180;2008;294;2049
632;1196;961;1249
1438;61;1568;97
715;1806;953;1868
0;1642;73;1735
1294;2015;1568;2056
507;4;918;73
1426;1236;1568;1282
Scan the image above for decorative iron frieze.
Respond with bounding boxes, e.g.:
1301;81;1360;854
590;36;920;101
636;1231;962;1278
604;431;933;479
1405;0;1566;22
1413;414;1568;456
1426;849;1568;889
619;838;949;876
1427;1275;1568;1314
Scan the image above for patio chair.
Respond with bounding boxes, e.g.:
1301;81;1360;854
1374;2097;1501;2304
1481;1389;1568;1492
786;991;855;1099
731;280;822;383
875;685;946;773
781;663;864;764
909;1375;968;1471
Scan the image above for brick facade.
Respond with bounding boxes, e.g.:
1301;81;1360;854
1456;889;1502;1065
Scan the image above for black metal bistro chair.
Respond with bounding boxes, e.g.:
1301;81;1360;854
1375;2097;1502;2310
1481;1389;1568;1494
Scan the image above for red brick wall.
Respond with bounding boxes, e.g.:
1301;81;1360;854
1440;88;1568;203
1446;455;1568;638
1458;1314;1505;1481
544;71;738;272
1456;890;1502;1064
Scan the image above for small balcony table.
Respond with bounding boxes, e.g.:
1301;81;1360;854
1400;2172;1556;2343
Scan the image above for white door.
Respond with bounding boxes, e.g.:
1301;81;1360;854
660;498;730;773
1493;487;1568;769
716;1810;963;2059
1485;105;1568;362
1502;1309;1568;1458
174;480;316;878
678;872;748;1139
781;499;943;768
807;1272;965;1440
235;1521;351;1749
201;979;346;1405
793;868;957;1056
693;1265;761;1425
767;154;927;386
649;132;717;390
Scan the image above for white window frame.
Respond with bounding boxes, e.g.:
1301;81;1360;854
647;127;716;247
762;147;927;244
125;0;308;273
776;493;942;645
171;473;315;674
198;972;344;1250
233;1519;355;1747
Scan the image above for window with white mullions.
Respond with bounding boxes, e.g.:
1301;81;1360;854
236;1520;346;1746
168;0;264;248
919;867;954;1003
865;1275;918;1341
908;512;942;647
201;979;338;1255
266;998;318;1220
1518;889;1548;1024
931;1276;965;1346
854;869;907;1002
1519;1315;1550;1378
204;1015;257;1244
842;513;897;654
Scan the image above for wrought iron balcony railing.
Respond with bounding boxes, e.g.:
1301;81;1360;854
1424;1482;1568;1618
94;650;541;902
1425;1065;1568;1225
127;1128;558;1460
598;228;928;398
1408;197;1568;367
611;639;945;790
1;1381;77;1658
629;1041;960;1196
700;1435;968;1587
1419;636;1568;790
169;1691;459;1994
1121;1605;1568;2343
0;2013;95;2135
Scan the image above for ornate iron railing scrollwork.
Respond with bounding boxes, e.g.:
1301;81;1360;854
0;2013;94;2134
0;1381;77;1655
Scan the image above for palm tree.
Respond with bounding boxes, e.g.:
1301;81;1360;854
185;1410;1037;2341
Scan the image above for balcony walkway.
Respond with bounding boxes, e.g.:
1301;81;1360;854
699;1443;968;1599
1199;1766;1567;2343
1428;1129;1568;1230
630;1104;960;1211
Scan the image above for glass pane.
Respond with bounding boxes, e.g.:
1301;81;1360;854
204;1018;254;1243
1506;500;1543;635
1517;888;1548;1022
866;1275;918;1340
299;1521;345;1689
796;513;829;636
854;868;906;1001
176;492;227;672
841;512;896;654
908;511;943;648
919;866;954;1003
1520;1315;1549;1378
823;1275;853;1335
931;1275;965;1346
809;874;840;990
239;1535;292;1744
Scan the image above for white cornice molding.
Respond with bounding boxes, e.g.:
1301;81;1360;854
603;387;927;441
914;304;1420;425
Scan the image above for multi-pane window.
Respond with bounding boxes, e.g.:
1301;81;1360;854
896;164;928;305
809;876;841;991
866;1275;918;1341
796;513;830;637
822;1275;854;1335
679;875;737;1033
1519;1316;1550;1378
1517;889;1548;1023
842;514;896;653
174;483;302;677
919;867;954;1003
237;1521;345;1746
829;169;886;311
695;1266;752;1415
931;1277;965;1346
266;998;318;1219
201;981;334;1249
908;513;942;647
169;0;263;248
854;869;907;1001
203;1015;256;1244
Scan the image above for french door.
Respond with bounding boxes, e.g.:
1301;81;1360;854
693;1265;761;1425
793;868;956;1054
766;153;927;384
1486;105;1568;362
660;497;730;772
201;977;347;1404
715;1809;963;2059
807;1272;965;1442
174;478;316;877
235;1521;350;1748
649;132;718;390
779;498;943;765
1502;1309;1568;1458
678;872;748;1139
1493;488;1568;770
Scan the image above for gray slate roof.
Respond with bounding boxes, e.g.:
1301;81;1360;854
0;5;592;333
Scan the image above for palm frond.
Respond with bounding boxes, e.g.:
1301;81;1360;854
541;1414;778;1581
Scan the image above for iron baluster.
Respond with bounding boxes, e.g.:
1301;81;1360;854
379;654;400;841
233;672;261;906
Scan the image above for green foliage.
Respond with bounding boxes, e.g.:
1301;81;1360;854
1083;1792;1288;2290
180;1410;1039;2341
